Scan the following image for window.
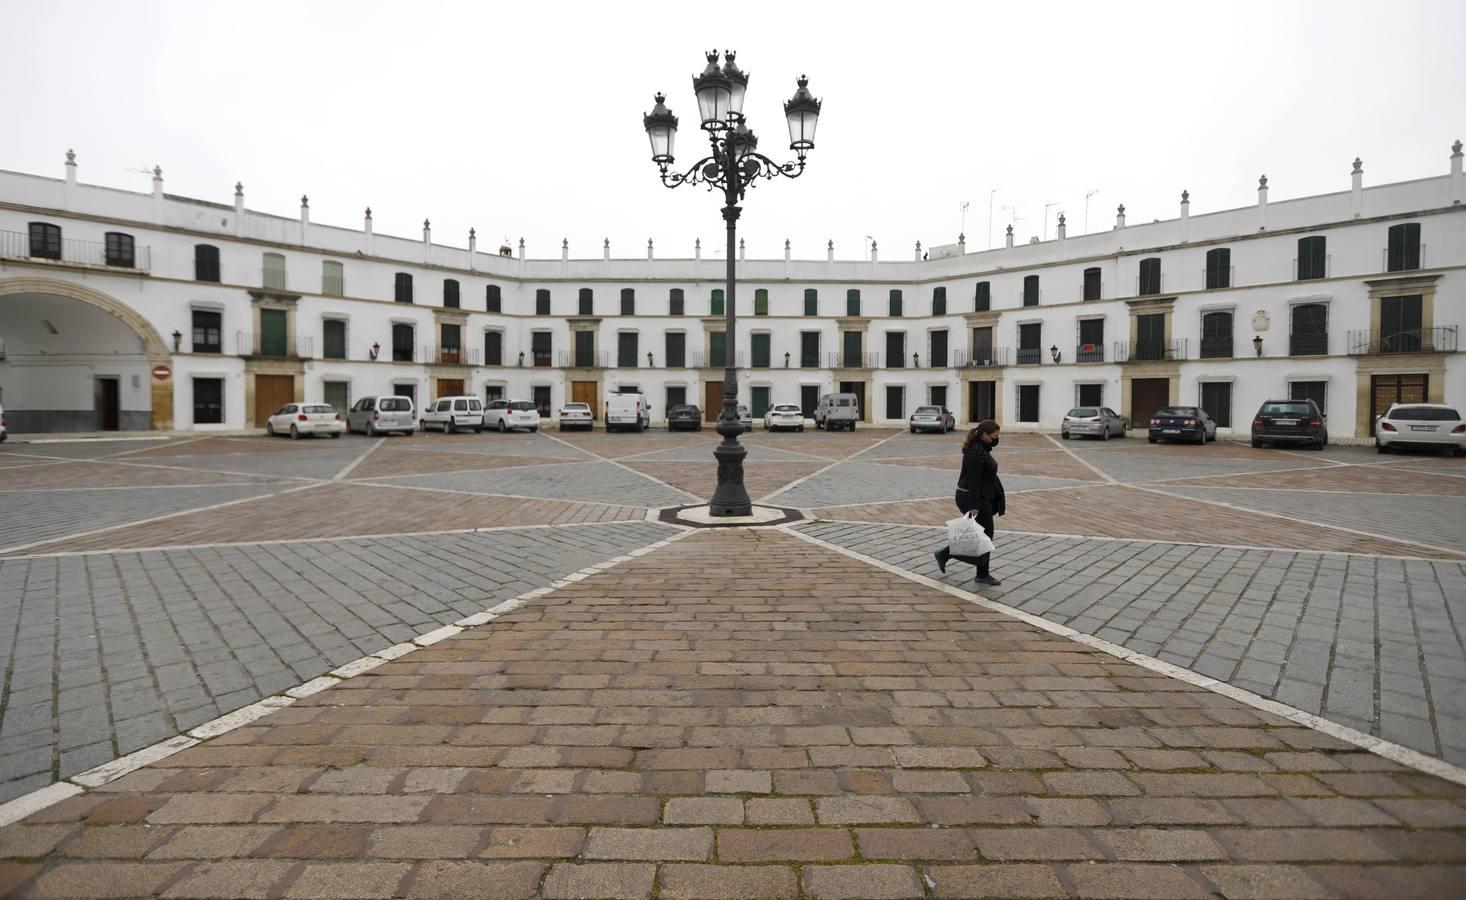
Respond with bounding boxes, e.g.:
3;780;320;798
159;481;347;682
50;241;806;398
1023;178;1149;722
440;323;461;362
486;284;502;312
1017;322;1042;364
1022;275;1039;307
669;288;684;316
321;260;343;296
711;289;725;316
1082;268;1101;301
1290;303;1328;356
1205;248;1231;290
485;330;503;366
932;287;947;316
259;309;287;357
323;381;349;415
392;323;414;362
1077;319;1104;362
28;222;61;260
889;290;903;317
658;332;683;368
443;279;460;308
394;272;414;303
1380;295;1424;352
929;386;947;408
886;385;905;420
974;281;991;311
1077;383;1103;408
535;289;551;316
617;332;639;368
192;378;223;424
930;330;948;367
1387;223;1421;272
1296;236;1326;281
1289;380;1328;415
1200;311;1233;359
102;232;134;268
262;252;287;290
531;331;552;366
195;245;221;282
578;288;594;315
621;288;635;315
666;386;686;409
842;331;862;367
1017;384;1040;423
322;319;346;359
574;331;596;367
803;288;818;316
751;333;771;368
754;289;769;316
1138;257;1162;295
191;309;222;354
1199;382;1232;428
708;331;727;367
846;289;861;316
800;331;820;367
886;332;906;368
1136;313;1166;360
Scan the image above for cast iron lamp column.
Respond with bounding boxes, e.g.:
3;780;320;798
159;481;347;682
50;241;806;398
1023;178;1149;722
644;51;822;515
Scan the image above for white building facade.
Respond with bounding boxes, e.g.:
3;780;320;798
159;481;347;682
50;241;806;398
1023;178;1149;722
1;145;1463;439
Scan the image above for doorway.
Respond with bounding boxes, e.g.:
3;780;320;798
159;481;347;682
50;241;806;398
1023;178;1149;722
95;377;120;431
253;374;294;427
968;380;996;422
704;380;724;419
1130;377;1170;426
532;386;552;418
800;385;820;418
1370;373;1428;435
436;378;465;398
572;381;599;419
838;381;867;421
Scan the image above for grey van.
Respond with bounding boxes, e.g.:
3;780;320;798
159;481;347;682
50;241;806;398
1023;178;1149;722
814;393;860;431
347;395;416;436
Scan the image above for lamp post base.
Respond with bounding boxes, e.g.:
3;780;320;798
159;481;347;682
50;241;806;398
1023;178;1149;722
708;420;752;516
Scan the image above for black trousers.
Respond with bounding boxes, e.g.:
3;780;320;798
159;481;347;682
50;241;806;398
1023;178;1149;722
951;490;996;577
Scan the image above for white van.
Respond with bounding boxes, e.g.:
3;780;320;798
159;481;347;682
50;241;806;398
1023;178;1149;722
814;393;860;431
420;395;485;433
605;392;651;432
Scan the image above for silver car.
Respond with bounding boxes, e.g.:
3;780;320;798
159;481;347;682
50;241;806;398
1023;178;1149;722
1376;403;1465;455
346;395;416;437
1062;407;1127;440
909;406;955;434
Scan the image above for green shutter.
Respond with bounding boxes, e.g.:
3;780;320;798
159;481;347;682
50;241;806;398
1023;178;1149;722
709;332;726;367
846;289;860;316
754;289;769;316
260;309;287;356
889;290;902;317
711;289;725;316
751;386;771;418
804;288;818;316
323;381;350;414
323;320;346;359
751;333;770;368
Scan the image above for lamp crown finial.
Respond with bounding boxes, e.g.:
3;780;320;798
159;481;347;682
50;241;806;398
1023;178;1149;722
1182;189;1189;201
1259;174;1268;188
153;165;162;178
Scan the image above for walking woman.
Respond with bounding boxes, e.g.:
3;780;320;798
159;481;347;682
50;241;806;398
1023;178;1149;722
934;419;1005;586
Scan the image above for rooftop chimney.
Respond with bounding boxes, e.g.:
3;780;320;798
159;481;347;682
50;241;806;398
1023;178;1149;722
1451;140;1462;205
1114;204;1126;230
1005;224;1014;248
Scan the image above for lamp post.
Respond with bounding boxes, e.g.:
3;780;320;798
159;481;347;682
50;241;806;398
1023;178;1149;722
644;51;821;516
1252;335;1263;357
1050;344;1061;364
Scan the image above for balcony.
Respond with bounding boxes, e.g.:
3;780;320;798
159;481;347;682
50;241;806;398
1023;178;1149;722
953;347;1008;368
694;351;745;368
321;274;345;296
829;351;880;369
1015;347;1043;365
1347;326;1458;356
422;346;480;366
1288;333;1329;357
1293;255;1331;281
1;230;152;272
1199;337;1234;359
1075;343;1106;363
1114;339;1186;362
261;267;288;291
532;350;553;368
558;350;610;368
237;332;312;359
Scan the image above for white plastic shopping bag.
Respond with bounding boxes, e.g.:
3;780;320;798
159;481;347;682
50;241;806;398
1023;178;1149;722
946;513;994;557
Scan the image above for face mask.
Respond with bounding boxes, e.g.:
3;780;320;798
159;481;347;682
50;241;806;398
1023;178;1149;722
988;436;1000;447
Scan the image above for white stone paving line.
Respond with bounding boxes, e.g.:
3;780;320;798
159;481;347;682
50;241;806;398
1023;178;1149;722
113;459;325;484
780;522;1466;790
331;436;386;481
0;525;693;829
101;436;206;459
541;431;706;505
1042;433;1121;484
757;429;907;503
354;478;661;510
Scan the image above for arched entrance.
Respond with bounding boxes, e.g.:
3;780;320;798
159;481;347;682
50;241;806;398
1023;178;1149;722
0;277;173;432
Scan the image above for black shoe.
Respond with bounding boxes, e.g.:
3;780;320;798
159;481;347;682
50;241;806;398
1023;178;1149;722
933;549;950;574
974;574;1002;587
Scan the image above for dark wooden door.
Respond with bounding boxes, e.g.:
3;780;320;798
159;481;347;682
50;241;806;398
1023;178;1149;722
572;381;599;419
839;381;867;421
1130;377;1169;426
254;374;294;427
95;377;120;431
968;381;995;422
1017;385;1040;423
1370;373;1429;435
704;380;723;419
800;385;819;418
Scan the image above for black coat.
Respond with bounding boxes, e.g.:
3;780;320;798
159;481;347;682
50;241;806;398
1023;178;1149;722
957;442;1006;514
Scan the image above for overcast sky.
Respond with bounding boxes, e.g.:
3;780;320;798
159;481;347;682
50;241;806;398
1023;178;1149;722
5;0;1463;261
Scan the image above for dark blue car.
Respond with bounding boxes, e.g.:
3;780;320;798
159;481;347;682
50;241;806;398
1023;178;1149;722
1148;406;1217;444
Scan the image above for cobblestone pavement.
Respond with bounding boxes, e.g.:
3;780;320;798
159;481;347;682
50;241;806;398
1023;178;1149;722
3;530;1463;899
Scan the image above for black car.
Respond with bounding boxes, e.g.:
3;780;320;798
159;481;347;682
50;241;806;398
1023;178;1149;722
1148;406;1218;444
1252;399;1326;450
667;404;702;431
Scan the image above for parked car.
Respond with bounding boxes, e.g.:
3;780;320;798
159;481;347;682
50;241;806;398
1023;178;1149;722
763;404;805;432
485;399;541;433
558;401;594;431
1251;399;1327;450
667;404;703;431
815;393;860;431
1148;406;1217;444
1062;407;1127;440
736;404;753;431
420;395;485;433
0;401;6;442
1376;403;1466;455
605;392;651;432
909;405;956;434
347;396;416;437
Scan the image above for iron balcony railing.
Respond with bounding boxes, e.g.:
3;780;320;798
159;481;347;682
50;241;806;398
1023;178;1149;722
799;352;822;368
558;350;610;368
532;350;553;367
1288;333;1329;356
1201;265;1235;290
1347;326;1458;355
1;230;152;271
1199;337;1234;359
1382;245;1427;272
1015;347;1043;365
321;274;345;296
1075;343;1106;363
1114;339;1187;362
694;351;745;368
829;351;880;369
236;332;313;359
421;346;479;366
953;347;1008;368
1293;255;1331;281
261;267;288;291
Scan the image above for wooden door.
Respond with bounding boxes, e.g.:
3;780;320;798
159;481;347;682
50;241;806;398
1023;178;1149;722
839;381;867;421
1370;373;1428;435
572;381;599;419
1130;377;1169;427
968;381;995;422
95;377;120;431
254;374;294;427
704;380;723;419
436;378;465;397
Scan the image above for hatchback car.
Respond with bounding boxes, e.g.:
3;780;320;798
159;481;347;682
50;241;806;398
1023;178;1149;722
1062;407;1126;440
347;396;416;437
909;406;956;434
1148;406;1217;444
1252;399;1327;450
420;396;485;433
486;399;541;433
737;404;753;432
764;404;806;432
266;403;344;439
667;404;703;431
558;401;594;431
1376;403;1466;455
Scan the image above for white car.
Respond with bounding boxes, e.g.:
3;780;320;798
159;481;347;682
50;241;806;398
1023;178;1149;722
559;401;593;431
421;396;484;433
266;403;343;439
1376;403;1465;455
486;399;541;433
763;404;806;432
0;401;6;442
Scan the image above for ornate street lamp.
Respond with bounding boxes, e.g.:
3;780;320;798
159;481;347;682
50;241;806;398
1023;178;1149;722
644;51;822;516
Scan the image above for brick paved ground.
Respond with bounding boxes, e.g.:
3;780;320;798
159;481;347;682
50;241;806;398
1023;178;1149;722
3;530;1463;898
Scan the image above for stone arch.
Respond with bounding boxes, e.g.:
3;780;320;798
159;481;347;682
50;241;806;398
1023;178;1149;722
0;276;174;429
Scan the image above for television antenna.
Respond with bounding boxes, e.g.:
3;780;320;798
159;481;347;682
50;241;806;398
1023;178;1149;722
1084;189;1100;234
1043;201;1061;240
